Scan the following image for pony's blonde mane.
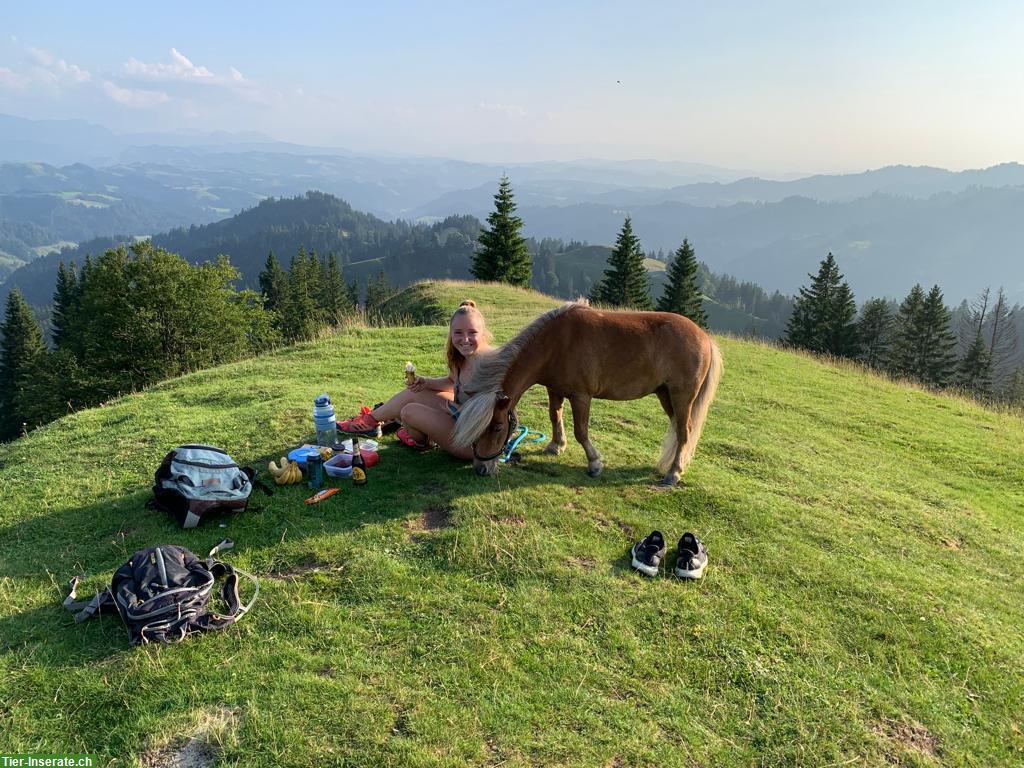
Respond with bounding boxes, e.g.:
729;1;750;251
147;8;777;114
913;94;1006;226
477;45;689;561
451;300;587;448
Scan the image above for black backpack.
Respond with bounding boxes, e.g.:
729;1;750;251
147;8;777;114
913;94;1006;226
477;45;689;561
63;540;258;645
147;445;270;529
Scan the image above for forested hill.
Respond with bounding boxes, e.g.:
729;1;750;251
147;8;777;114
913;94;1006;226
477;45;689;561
155;192;481;288
2;192;483;307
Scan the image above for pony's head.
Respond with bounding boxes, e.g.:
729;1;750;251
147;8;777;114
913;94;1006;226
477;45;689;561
452;390;518;476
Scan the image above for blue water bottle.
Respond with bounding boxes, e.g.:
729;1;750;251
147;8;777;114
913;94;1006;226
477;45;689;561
313;394;337;447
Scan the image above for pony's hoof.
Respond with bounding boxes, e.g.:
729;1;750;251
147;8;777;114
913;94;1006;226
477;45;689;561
543;443;566;456
587;461;604;478
657;474;680;487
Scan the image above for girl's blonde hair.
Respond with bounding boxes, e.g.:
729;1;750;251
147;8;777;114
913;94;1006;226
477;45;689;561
445;300;492;372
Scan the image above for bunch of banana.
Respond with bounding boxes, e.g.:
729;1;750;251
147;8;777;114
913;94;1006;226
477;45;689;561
268;457;303;485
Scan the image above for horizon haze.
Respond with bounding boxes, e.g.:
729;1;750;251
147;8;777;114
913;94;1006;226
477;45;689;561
3;2;1024;173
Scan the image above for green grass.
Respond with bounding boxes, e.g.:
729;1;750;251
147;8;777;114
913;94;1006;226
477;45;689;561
2;281;1023;766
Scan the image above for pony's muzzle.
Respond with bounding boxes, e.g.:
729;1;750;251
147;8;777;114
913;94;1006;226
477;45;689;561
475;460;496;476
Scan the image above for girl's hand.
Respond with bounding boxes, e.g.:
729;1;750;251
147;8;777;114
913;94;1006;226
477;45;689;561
407;376;426;392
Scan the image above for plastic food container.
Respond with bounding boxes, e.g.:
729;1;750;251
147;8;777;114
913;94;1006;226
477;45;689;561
291;441;379;470
323;452;354;478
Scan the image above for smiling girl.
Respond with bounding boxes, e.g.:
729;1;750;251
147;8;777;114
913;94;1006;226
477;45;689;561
338;300;494;457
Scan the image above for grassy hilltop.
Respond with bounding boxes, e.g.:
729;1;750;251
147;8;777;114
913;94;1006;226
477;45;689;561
1;281;1022;767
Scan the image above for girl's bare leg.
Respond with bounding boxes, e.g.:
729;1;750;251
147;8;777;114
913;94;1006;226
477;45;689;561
399;403;474;460
371;389;452;422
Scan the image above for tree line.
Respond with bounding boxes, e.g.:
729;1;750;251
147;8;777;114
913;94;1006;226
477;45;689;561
784;252;1023;404
472;178;709;329
0;241;405;441
5;177;1020;442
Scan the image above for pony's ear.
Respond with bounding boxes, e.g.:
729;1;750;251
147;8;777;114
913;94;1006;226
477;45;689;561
495;391;510;408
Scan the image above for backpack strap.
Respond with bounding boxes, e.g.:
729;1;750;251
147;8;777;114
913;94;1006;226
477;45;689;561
62;577;116;623
204;539;260;625
242;466;273;497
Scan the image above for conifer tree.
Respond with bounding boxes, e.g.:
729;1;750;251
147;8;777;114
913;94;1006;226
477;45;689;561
986;287;1018;388
918;285;957;387
856;298;893;369
889;284;927;377
657;238;707;328
955;288;993;395
825;282;860;357
0;289;49;440
283;248;321;341
364;271;395;317
956;332;992;395
319;252;351;323
258;251;288;313
784;252;858;357
591;217;653;309
890;284;956;386
472;176;531;286
51;261;80;348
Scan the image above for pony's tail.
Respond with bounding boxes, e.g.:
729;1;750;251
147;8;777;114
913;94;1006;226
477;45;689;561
656;339;723;474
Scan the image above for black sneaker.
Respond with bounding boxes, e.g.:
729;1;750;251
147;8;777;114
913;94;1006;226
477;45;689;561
631;530;666;577
674;533;708;580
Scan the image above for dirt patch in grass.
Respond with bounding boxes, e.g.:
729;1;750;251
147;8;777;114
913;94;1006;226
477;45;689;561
568;555;597;570
940;536;964;550
404;505;451;532
875;717;939;761
140;707;237;768
489;513;526;527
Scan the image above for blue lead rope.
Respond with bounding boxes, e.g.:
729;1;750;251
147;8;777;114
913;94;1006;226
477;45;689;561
499;425;548;463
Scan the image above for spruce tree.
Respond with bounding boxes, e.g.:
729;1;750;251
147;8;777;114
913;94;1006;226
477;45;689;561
0;289;49;440
283;248;321;341
856;298;893;369
824;282;860;358
590;217;653;309
319;252;351;323
657;238;707;328
955;288;993;395
51;261;80;348
986;288;1018;388
890;284;956;386
364;271;395;317
956;332;992;395
258;251;288;313
472;175;531;286
784;252;858;357
889;285;926;376
918;285;957;387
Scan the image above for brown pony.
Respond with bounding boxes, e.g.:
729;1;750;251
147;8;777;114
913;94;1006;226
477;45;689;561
451;301;722;485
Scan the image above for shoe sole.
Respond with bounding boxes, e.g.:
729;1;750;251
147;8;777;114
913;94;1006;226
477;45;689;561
631;546;660;577
338;426;383;438
674;560;707;579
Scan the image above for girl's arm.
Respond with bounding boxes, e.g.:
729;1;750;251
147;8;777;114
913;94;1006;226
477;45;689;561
408;374;454;393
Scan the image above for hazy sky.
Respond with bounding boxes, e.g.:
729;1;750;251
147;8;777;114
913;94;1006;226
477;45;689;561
2;1;1023;173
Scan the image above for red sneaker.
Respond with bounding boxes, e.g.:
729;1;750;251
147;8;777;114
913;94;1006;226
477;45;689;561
396;426;433;450
337;406;383;437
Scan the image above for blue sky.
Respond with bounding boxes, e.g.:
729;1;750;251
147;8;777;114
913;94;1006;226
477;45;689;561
3;1;1023;172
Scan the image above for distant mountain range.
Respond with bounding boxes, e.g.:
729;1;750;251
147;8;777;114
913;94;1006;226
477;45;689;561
1;112;1023;307
410;163;1024;217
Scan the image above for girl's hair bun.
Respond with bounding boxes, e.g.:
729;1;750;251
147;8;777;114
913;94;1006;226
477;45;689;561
459;300;476;308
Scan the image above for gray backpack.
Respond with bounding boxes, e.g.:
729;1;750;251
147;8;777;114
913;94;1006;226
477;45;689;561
63;540;258;645
147;445;268;529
